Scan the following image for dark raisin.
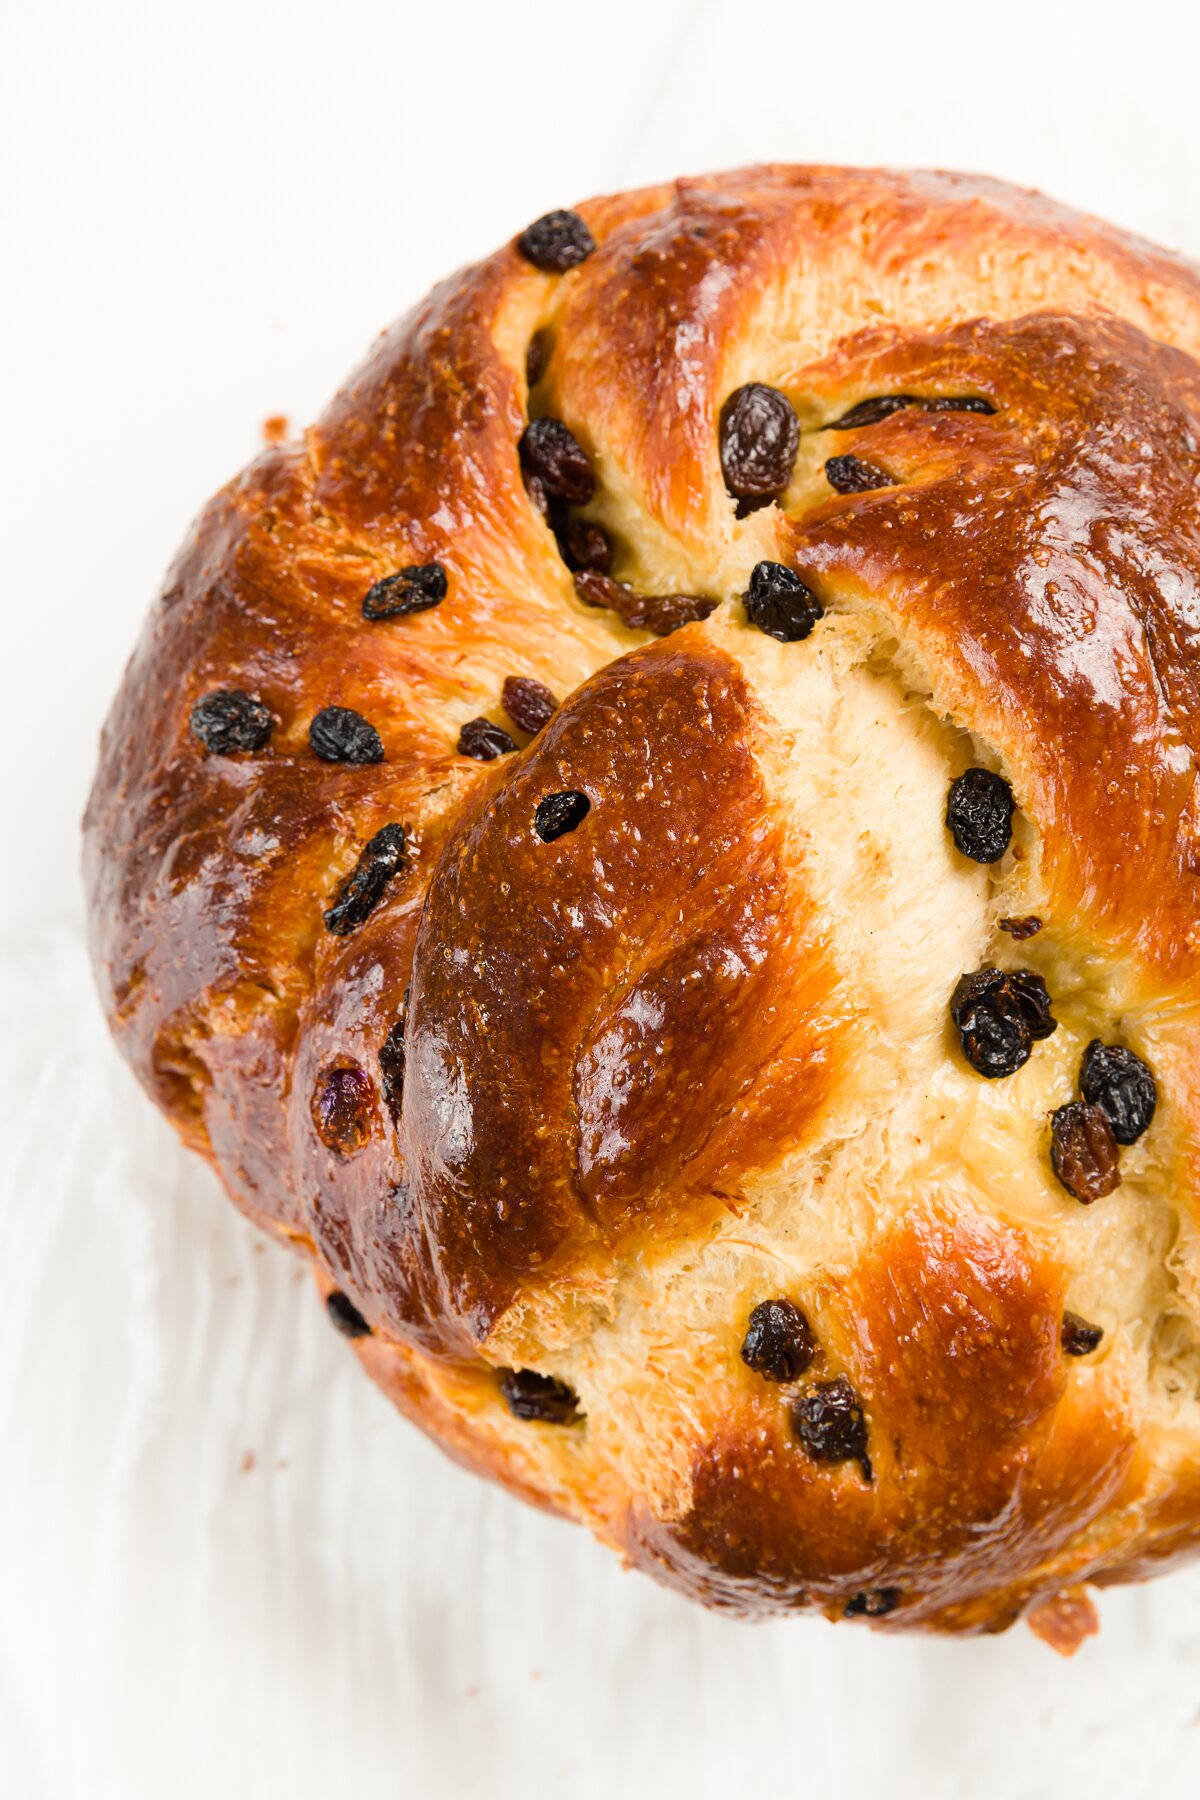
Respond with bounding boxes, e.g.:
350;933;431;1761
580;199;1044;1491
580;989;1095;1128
740;1299;815;1382
1050;1102;1121;1203
311;1063;376;1157
535;790;589;841
791;1376;871;1481
378;1013;406;1123
734;494;778;521
326;1290;371;1339
946;768;1015;863
825;394;995;430
525;472;551;519
558;518;612;572
950;967;1057;1078
844;1589;900;1618
825;394;921;429
457;717;518;761
525;328;552;387
1061;1311;1104;1356
743;561;823;643
323;823;407;936
1079;1041;1157;1145
190;688;274;754
824;454;894;494
1005;970;1058;1041
517;209;596;273
572;570;716;637
924;396;995;415
309;706;384;765
999;916;1043;941
362;562;447;621
502;675;557;735
626;592;718;636
519;418;594;505
499;1369;582;1424
719;383;800;499
573;569;626;612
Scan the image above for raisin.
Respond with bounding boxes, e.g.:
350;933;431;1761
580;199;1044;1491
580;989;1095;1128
311;1063;376;1157
378;1013;406;1123
572;570;716;637
517;209;596;273
525;473;551;519
499;1369;582;1424
190;688;274;754
525;328;552;387
502;675;557;735
950;967;1057;1078
824;454;894;494
1005;971;1058;1041
326;1290;371;1339
925;396;995;415
1061;1311;1104;1356
825;394;995;430
457;717;518;761
362;562;447;620
1050;1103;1121;1203
844;1589;900;1617
309;706;385;764
734;494;778;521
1079;1040;1157;1144
743;560;823;643
558;518;612;572
999;916;1043;941
791;1376;871;1480
740;1299;815;1382
946;768;1015;863
573;569;626;612
323;823;407;936
535;790;590;841
519;418;595;506
627;592;718;635
719;383;800;499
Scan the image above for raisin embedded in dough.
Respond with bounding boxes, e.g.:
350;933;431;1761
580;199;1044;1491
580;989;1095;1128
326;1290;372;1338
323;823;407;936
457;717;518;761
743;561;823;643
740;1299;815;1382
945;768;1015;863
719;383;800;499
517;210;596;273
499;1370;582;1423
362;563;447;621
519;418;595;506
309;706;385;765
190;689;274;754
1051;1103;1121;1203
502;675;557;735
792;1376;872;1480
534;790;590;841
1079;1041;1157;1144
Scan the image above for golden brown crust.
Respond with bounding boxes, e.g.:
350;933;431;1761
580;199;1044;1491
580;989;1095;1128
84;165;1200;1635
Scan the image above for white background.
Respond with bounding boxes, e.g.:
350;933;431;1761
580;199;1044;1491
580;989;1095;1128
4;2;1200;1794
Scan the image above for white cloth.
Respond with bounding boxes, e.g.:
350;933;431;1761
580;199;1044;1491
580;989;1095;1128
6;0;1200;1792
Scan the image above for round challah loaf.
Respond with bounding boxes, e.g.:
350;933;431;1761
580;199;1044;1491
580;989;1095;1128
85;166;1200;1640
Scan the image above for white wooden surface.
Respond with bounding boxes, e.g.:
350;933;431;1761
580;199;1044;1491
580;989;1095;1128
4;2;1200;1793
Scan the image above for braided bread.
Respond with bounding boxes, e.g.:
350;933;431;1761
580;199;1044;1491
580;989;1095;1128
84;166;1200;1640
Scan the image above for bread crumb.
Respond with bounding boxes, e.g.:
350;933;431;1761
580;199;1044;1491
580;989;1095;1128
261;414;290;445
1026;1585;1100;1654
